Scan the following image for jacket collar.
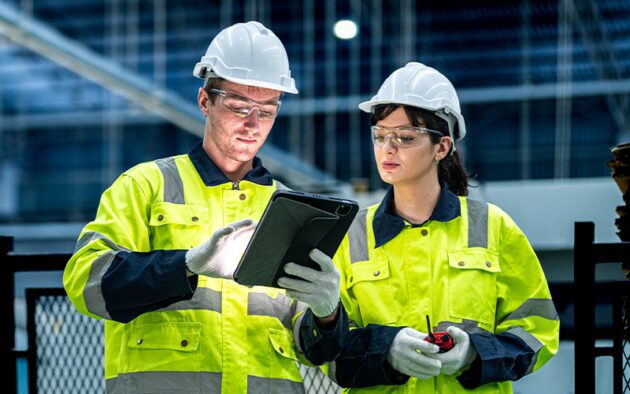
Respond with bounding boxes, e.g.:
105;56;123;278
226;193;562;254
188;141;273;186
373;183;461;248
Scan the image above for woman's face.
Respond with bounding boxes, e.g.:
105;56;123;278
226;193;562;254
373;106;449;187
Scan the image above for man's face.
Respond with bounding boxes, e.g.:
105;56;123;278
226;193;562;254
199;80;282;164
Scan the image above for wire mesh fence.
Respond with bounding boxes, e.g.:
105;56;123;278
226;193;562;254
624;295;630;393
300;364;340;394
31;294;340;393
624;338;629;393
33;294;105;393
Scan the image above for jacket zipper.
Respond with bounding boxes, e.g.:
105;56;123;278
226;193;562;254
232;181;240;190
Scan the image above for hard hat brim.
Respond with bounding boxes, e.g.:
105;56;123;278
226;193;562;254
219;74;298;94
193;63;298;94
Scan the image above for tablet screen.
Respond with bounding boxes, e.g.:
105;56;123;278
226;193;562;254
233;190;358;287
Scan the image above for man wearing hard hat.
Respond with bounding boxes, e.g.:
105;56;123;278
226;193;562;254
64;21;347;393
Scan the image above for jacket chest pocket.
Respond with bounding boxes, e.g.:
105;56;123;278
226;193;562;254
149;202;211;249
265;328;302;383
447;248;500;325
346;258;399;325
123;322;203;374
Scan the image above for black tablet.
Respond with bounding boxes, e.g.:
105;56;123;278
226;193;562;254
233;190;359;288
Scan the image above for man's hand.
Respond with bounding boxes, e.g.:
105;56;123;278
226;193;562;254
185;219;255;278
386;327;441;379
425;326;477;375
277;249;340;318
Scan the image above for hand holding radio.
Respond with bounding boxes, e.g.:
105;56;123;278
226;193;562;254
424;315;454;352
386;327;441;379
424;316;477;375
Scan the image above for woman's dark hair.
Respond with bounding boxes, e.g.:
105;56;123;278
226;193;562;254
371;104;469;196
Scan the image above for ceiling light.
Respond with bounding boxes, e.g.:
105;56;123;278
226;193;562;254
333;20;357;40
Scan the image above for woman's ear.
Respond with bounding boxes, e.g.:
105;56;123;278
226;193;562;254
436;136;452;160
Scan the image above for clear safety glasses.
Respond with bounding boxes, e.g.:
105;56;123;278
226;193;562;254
370;125;443;148
209;88;281;120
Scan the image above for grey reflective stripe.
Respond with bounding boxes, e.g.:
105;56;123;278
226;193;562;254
293;311;307;354
467;199;488;248
527;352;540;375
74;231;129;254
348;319;359;329
83;251;117;319
435;319;489;334
248;375;305;394
157;287;221;313
295;301;309;316
292;302;309;353
499;298;559;325
348;209;368;263
79;232;130;319
248;292;294;330
505;325;544;374
156;157;185;204
326;361;339;383
107;371;221;393
505;326;544;352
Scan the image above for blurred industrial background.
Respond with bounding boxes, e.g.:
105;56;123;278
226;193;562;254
0;0;628;392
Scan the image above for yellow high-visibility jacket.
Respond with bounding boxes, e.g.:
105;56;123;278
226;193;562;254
330;186;559;393
64;143;346;394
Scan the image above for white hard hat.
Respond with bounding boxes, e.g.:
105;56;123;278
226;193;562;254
359;62;466;141
193;21;298;94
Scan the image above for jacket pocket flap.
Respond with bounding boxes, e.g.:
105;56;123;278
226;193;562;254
269;328;298;360
346;259;390;289
448;248;500;273
127;322;202;352
149;202;209;226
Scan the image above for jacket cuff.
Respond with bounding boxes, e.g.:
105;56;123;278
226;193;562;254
104;249;197;322
334;324;409;387
299;303;349;365
457;331;535;389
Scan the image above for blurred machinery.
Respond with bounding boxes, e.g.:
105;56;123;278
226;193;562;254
608;141;630;343
609;142;630;243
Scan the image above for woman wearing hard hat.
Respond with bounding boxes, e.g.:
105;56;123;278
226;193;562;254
328;62;559;393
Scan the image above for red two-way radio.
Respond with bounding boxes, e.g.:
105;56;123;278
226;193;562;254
424;315;454;353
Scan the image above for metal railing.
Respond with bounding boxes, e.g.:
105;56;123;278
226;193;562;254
0;235;339;393
7;225;625;393
1;236;69;394
574;222;630;393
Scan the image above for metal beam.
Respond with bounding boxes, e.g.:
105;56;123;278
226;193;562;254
5;77;630;128
456;78;630;104
0;110;164;130
0;2;200;133
279;77;630;115
572;1;628;131
0;2;342;190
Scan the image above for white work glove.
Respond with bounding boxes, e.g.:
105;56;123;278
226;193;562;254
425;326;477;375
277;249;340;318
185;219;255;278
386;327;441;380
